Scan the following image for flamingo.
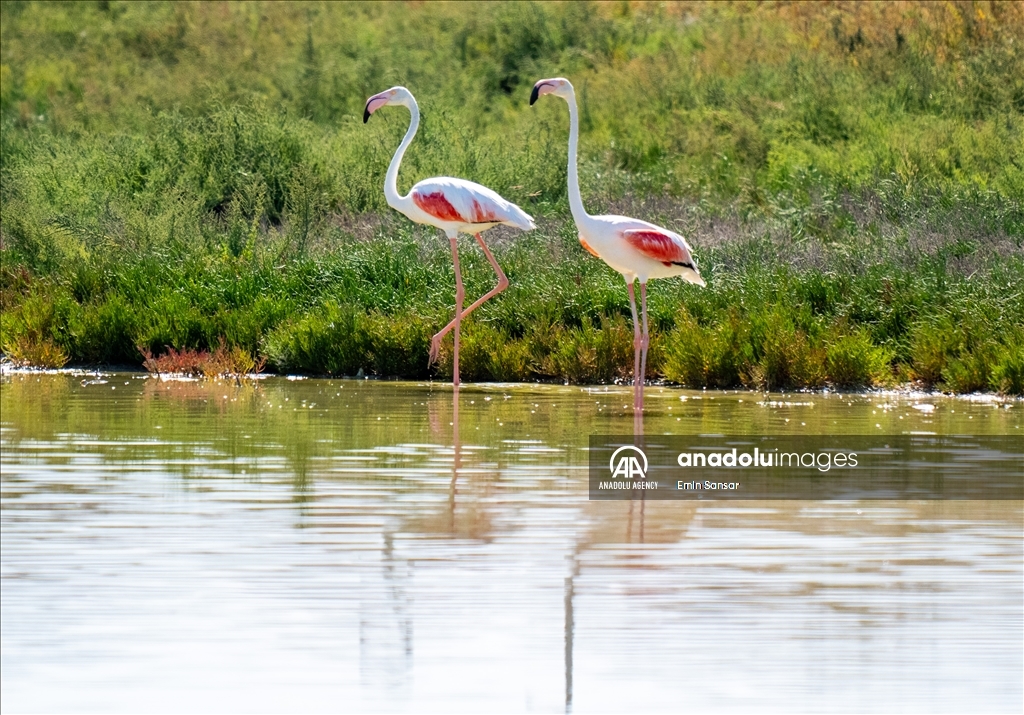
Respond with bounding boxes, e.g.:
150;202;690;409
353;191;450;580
364;86;536;386
530;77;705;409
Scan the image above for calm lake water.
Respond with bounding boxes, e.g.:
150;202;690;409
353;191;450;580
2;373;1021;713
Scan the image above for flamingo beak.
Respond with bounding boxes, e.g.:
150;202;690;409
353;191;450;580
363;93;389;123
530;81;554;106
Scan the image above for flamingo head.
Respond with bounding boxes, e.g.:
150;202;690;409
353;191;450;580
363;86;413;123
530;77;573;105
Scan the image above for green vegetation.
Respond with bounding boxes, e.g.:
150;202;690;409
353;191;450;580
1;1;1022;393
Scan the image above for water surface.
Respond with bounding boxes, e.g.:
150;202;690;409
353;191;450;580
2;374;1021;713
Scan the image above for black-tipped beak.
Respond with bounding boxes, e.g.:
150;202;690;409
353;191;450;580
363;104;371;123
529;84;541;106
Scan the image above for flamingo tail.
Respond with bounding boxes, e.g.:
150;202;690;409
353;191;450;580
504;203;536;232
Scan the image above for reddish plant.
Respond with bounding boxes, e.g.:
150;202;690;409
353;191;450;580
140;339;265;377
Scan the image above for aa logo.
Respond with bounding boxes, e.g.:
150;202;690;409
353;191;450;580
609;445;648;480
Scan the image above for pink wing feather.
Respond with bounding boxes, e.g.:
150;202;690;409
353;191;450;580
622;228;693;266
412;191;467;222
410;178;534;230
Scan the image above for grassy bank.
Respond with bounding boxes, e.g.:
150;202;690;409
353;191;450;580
4;214;1022;394
1;2;1022;393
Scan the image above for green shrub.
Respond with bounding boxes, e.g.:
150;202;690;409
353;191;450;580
990;342;1024;396
264;301;362;376
943;351;997;394
0;289;77;367
437;322;505;383
1;335;69;368
824;327;894;388
487;337;533;382
459;325;539;383
546;320;602;384
70;295;140;365
910;319;952;385
136;290;212;354
540;315;634;384
0;289;78;354
753;310;824;390
662;310;747;388
361;311;431;378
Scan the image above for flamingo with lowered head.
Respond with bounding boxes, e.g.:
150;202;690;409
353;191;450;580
530;77;705;409
364;86;535;386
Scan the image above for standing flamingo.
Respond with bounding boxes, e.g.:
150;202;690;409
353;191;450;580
530;77;705;409
364;86;535;386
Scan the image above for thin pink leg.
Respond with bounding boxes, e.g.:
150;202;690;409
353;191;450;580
449;385;460;531
449;237;465;386
429;233;509;365
638;282;650;411
627;280;641;410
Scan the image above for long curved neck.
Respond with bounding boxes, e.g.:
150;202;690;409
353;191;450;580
565;89;590;227
385;98;419;212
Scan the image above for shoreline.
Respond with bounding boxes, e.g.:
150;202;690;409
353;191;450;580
3;362;1020;403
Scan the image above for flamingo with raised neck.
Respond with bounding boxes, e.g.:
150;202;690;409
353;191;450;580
530;77;705;408
364;86;535;386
